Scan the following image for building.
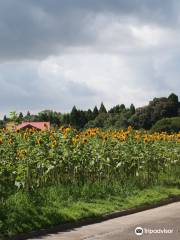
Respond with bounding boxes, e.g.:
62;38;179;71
16;122;50;131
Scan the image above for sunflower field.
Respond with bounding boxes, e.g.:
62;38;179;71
0;126;180;200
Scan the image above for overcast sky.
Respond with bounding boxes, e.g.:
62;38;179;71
0;0;180;116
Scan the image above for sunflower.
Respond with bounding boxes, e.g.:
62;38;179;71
83;138;88;144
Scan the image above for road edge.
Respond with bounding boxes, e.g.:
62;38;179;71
9;195;180;240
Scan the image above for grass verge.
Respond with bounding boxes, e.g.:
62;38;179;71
0;184;180;239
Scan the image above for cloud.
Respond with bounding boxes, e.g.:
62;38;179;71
0;60;98;115
0;0;180;116
0;0;179;61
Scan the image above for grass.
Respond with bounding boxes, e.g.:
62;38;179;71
0;183;180;239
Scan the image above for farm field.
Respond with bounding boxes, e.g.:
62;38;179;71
0;126;180;238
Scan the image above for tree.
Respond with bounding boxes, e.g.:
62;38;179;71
168;93;178;104
109;105;121;114
3;115;7;122
38;110;61;125
93;106;99;118
151;117;180;133
168;93;179;115
129;95;180;129
78;110;87;128
85;113;107;128
120;104;125;111
0;120;4;129
85;109;94;122
70;106;79;127
99;102;107;114
38;111;48;121
130;104;135;115
19;112;23;119
18;112;24;123
24;111;31;121
9;111;18;123
62;113;70;125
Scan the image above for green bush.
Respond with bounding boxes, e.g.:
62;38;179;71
151;117;180;133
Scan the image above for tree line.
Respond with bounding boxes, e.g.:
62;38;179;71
1;93;180;131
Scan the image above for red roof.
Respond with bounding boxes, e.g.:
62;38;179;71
17;122;50;130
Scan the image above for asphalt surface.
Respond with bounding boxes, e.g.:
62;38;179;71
28;202;180;240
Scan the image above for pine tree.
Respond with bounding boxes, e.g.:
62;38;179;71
3;115;7;122
70;106;79;127
99;102;107;114
130;104;135;115
93;106;99;118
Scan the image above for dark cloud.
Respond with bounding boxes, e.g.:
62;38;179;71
0;0;179;61
0;0;180;116
0;1;94;61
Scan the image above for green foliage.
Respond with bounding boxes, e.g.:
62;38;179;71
0;126;180;238
0;128;180;198
69;106;87;129
85;109;131;130
38;110;61;126
99;102;107;114
0;120;4;129
17;112;23;123
168;93;179;105
62;113;70;125
93;106;99;118
9;111;18;123
1;185;180;238
24;111;31;121
109;104;125;114
130;93;179;129
2;93;180;130
151;117;180;133
130;104;135;115
85;109;94;122
85;113;107;128
3;115;7;122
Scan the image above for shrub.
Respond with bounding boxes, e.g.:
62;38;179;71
151;117;180;133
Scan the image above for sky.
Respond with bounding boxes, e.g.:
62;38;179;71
0;0;180;116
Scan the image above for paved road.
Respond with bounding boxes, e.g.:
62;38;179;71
28;202;180;240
